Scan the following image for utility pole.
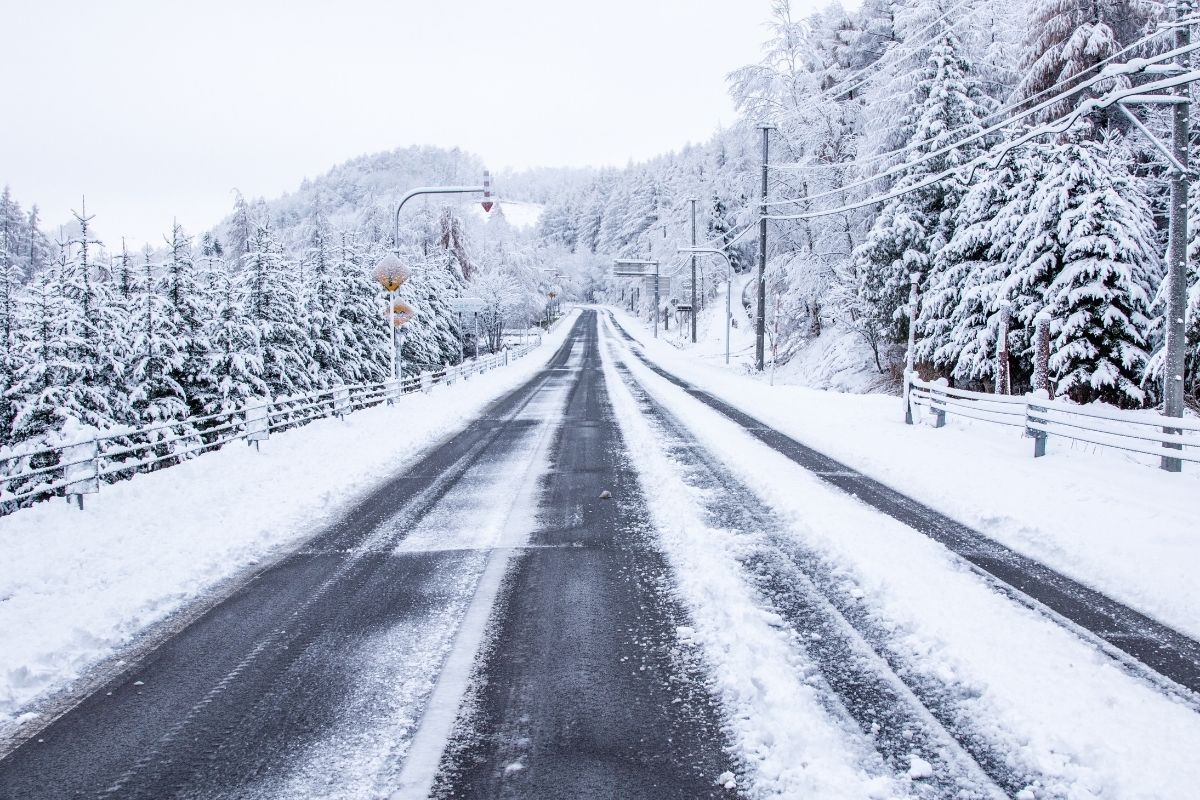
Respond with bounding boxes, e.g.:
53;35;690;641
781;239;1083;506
756;124;774;372
904;273;919;425
653;260;660;339
690;198;698;343
1163;0;1192;472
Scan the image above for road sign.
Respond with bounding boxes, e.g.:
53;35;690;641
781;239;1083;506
482;171;493;213
392;302;416;327
373;253;411;292
452;297;487;315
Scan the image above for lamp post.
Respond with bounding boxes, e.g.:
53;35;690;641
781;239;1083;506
678;247;734;365
377;174;491;388
391;173;493;252
613;259;661;338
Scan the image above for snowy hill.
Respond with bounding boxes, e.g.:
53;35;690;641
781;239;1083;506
212;145;545;251
468;199;543;231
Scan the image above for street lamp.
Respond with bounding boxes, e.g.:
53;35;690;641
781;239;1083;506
677;246;735;365
390;171;494;253
376;173;492;389
613;258;662;338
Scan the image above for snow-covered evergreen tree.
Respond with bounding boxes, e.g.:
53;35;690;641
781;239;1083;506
162;222;217;416
303;200;345;386
998;132;1157;406
335;232;388;383
208;249;267;411
242;223;315;398
851;26;992;355
917;150;1028;384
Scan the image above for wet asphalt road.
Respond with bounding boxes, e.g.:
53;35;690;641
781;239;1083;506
430;312;732;800
0;311;734;800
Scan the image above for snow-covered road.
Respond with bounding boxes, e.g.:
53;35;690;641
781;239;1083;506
2;308;1198;799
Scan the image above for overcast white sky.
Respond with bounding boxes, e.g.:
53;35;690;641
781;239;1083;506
1;0;846;245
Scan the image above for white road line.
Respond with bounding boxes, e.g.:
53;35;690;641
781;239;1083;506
387;359;574;800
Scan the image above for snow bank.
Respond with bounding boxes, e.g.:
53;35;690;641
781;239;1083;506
0;312;579;735
607;306;1200;644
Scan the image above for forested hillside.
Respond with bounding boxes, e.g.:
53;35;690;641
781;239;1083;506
536;0;1198;408
0;147;568;453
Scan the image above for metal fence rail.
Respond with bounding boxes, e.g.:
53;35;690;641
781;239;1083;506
908;377;1200;470
0;342;538;514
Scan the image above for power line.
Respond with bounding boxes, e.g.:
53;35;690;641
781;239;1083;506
764;68;1200;223
767;23;1178;182
762;38;1200;210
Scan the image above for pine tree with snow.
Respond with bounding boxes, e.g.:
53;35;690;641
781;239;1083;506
1014;0;1150;123
335;233;388;383
917;150;1030;384
302;200;344;386
227;190;255;261
124;247;196;465
999;132;1158;406
0;190;25;442
438;208;476;281
242;223;316;398
8;266;67;451
55;206;127;431
161;222;218;416
207;250;267;412
127;246;182;416
851;26;992;355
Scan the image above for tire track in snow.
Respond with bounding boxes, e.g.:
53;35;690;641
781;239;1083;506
605;347;1014;799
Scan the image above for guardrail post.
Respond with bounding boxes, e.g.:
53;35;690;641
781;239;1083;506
66;434;100;510
504;346;509;367
931;378;948;428
420;371;433;394
243;399;270;452
1026;391;1049;458
333;385;351;420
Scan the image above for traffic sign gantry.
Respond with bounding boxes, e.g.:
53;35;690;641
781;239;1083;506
451;297;487;315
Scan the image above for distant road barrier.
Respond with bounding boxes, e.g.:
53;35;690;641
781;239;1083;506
0;342;539;514
907;377;1200;471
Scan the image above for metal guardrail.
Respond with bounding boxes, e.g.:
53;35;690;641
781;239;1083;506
907;377;1200;469
0;342;539;514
